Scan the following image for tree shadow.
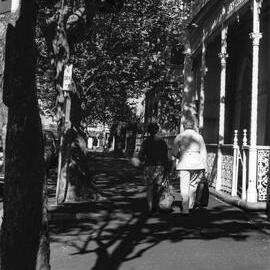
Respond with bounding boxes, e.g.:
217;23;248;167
49;153;270;270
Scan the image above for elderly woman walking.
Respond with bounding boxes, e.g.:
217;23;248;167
133;123;169;214
172;117;207;215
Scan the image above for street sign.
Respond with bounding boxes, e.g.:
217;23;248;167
63;64;73;91
0;0;11;14
0;0;20;14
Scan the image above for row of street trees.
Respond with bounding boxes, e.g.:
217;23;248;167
0;0;194;269
1;1;125;269
37;0;194;131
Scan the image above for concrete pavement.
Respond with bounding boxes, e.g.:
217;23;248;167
49;153;270;270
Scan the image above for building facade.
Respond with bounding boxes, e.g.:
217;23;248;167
184;0;269;204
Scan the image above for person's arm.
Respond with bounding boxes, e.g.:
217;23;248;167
131;140;146;167
162;140;169;171
171;135;180;158
138;140;146;162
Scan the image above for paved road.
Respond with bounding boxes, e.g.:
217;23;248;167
50;153;270;270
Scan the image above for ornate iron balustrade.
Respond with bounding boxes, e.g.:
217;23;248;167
221;144;234;194
140;131;270;202
206;144;234;194
256;146;270;201
206;144;218;188
206;131;270;202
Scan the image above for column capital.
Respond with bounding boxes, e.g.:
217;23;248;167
218;52;228;65
200;66;208;75
218;52;228;59
249;32;262;45
183;48;192;56
252;0;263;14
255;0;263;9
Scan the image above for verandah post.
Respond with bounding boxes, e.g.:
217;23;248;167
247;0;263;202
216;24;228;191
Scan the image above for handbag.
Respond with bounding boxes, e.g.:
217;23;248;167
130;151;142;167
195;173;209;208
158;177;174;211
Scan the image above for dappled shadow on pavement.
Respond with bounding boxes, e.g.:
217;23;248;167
50;153;270;270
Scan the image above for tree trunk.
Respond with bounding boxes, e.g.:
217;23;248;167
0;1;49;269
36;178;51;270
0;14;10;179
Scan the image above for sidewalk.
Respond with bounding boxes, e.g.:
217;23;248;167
47;152;144;220
210;188;267;211
47;152;268;223
0;153;269;269
49;153;270;270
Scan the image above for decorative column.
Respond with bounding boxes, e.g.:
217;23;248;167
181;37;196;131
247;0;263;202
199;30;207;133
232;130;239;196
216;25;228;191
242;129;248;200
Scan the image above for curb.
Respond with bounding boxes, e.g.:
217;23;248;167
210;188;266;212
48;212;76;222
47;190;268;222
48;212;102;222
47;203;107;222
48;204;76;222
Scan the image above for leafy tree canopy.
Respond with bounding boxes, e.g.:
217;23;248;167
36;0;194;130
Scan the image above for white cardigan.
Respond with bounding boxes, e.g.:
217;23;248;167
172;129;207;170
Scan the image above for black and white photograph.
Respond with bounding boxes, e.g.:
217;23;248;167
0;0;270;269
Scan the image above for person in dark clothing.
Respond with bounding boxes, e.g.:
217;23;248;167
138;123;169;213
92;136;98;151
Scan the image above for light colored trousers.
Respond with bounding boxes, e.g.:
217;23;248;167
178;170;203;213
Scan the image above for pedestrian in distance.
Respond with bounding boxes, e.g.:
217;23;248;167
131;123;169;214
87;136;94;150
92;136;98;151
172;116;208;215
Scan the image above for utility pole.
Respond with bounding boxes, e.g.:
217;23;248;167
55;64;73;204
